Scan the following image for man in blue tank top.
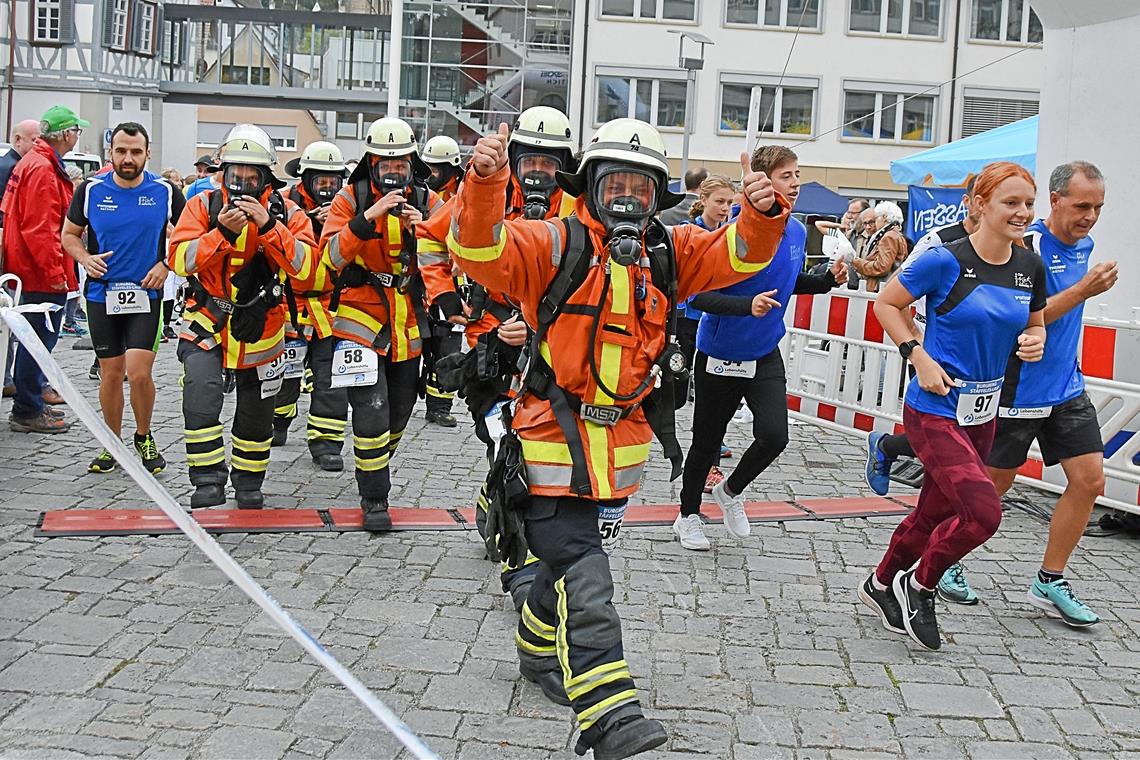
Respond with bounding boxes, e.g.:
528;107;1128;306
943;161;1116;628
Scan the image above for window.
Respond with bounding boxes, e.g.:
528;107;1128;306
600;0;697;22
595;71;688;128
162;19;185;65
111;95;123;111
961;89;1038;136
132;0;157;56
848;0;941;36
31;0;75;44
106;0;131;50
140;97;150;112
970;0;1042;44
726;0;820;29
842;84;935;143
221;65;271;85
271;136;297;151
718;75;817;136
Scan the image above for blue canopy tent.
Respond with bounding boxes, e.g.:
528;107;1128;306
889;115;1038;186
793;181;850;217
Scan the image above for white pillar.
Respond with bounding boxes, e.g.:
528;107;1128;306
387;0;403;117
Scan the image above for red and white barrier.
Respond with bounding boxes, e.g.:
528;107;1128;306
781;290;1140;516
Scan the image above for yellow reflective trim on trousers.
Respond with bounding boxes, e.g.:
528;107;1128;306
613;443;650;469
426;386;454;399
185;425;224;443
567;667;632;703
393;290;410;363
354;432;391;449
609;262;630;316
586;421;612;500
522;601;556;638
447;225;507;263
593;342;621;405
503;552;540;572
554;576;572;685
578;689;640;731
308;414;347;431
354;453;390;471
187;451;226;467
231;436;272;453
565;660;628;689
275;403;298;417
521;439;573;465
726;221;770;274
515;631;556;656
307;430;345;442
231;455;269;472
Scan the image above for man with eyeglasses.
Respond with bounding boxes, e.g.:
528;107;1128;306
1;105;87;433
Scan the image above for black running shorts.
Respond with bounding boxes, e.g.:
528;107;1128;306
988;392;1105;469
88;298;162;359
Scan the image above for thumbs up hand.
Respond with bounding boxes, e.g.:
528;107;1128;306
739;151;776;213
473;122;510;178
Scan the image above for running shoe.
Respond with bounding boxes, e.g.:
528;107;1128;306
1027;578;1100;628
712;480;750;539
703;466;725;494
719;443;732;459
893;568;941;650
88;449;117;473
88;361;101;381
9;410;69;434
865;431;892;496
60;324;86;338
733;404;753;424
134;434;166;474
858;572;905;634
672;513;710;551
162;325;177;341
937;562;979;605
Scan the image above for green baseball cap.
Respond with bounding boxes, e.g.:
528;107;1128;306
40;105;90;132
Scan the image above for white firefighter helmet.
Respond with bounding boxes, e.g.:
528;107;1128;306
217;124;277;167
509;106;575;151
555;118;681;209
422;135;462;167
297;141;347;174
362;117;419;158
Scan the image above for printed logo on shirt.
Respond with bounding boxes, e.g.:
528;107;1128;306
138;196;157;207
963;267;976;279
1014;272;1033;289
96;195;118;212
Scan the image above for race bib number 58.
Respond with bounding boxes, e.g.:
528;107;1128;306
331;340;379;388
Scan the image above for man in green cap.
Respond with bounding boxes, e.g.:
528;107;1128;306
1;105;89;433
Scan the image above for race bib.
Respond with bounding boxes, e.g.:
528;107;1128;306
954;378;1002;426
107;282;150;315
281;338;308;380
484;399;509;452
257;354;286;399
999;405;1053;420
706;357;756;379
331;339;378;388
598;502;627;555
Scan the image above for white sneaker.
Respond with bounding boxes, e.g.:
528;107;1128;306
713;481;751;539
672;514;711;551
733;404;753;424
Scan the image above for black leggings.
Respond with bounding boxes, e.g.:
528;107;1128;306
679;348;790;515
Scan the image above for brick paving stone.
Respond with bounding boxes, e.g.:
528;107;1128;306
899;683;1004;719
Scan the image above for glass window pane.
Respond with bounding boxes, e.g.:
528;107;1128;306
598;76;631;122
720;83;752;131
970;0;1001;39
849;0;882;32
1006;0;1023;41
880;95;898;140
641;0;658;17
902;95;934;141
601;0;635;16
657;80;687;127
635;79;654;122
909;0;940;36
843;91;877;138
780;87;813;134
663;0;695;20
788;0;820;28
726;0;759;24
757;87;776;133
765;0;781;25
1028;7;1043;42
887;0;903;32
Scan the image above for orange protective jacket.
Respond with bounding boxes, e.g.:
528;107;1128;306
284;184;335;339
319;181;443;362
168;187;318;369
418;176;575;347
448;165;790;500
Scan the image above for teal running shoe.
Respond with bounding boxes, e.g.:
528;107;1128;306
1028;578;1100;628
937;562;979;605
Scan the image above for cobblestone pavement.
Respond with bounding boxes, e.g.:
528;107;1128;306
1;335;1139;759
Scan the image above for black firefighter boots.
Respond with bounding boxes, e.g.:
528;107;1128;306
190;483;226;510
575;705;667;760
312;452;344;472
518;656;571;707
361;498;393;532
271;420;290;447
236;490;265;510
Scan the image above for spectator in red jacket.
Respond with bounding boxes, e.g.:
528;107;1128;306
1;105;87;433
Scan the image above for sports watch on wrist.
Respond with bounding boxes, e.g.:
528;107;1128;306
898;340;920;360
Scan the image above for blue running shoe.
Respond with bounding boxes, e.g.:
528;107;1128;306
1028;578;1100;628
865;431;892;496
937;562;979;605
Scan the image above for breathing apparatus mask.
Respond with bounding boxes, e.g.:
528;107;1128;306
223;164;271;201
426;164;461;193
590;162;659;267
370;156;413;195
511;145;563;219
303;172;344;205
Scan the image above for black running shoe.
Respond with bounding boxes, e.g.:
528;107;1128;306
134;434;166;474
88;449;117;473
893;568;941;651
858;572;905;634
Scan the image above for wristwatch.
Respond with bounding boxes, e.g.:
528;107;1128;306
898;340;920;360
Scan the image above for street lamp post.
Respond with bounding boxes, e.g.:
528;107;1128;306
668;30;713;185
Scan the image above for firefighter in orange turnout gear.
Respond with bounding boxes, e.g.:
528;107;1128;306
449;119;789;758
269;141;350;473
168;124;317;510
318;117;442;531
418;106;578;610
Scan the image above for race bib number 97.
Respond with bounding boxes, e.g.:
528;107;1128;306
955;378;1002;426
331;340;379;388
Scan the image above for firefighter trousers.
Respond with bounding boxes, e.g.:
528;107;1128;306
178;340;276;493
515;495;642;739
310;337;420;500
422;324;462;416
304;336;349;459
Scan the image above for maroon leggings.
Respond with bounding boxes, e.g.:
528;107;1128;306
876;405;1001;589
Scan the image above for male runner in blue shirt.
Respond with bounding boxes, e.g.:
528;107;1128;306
62;122;186;474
